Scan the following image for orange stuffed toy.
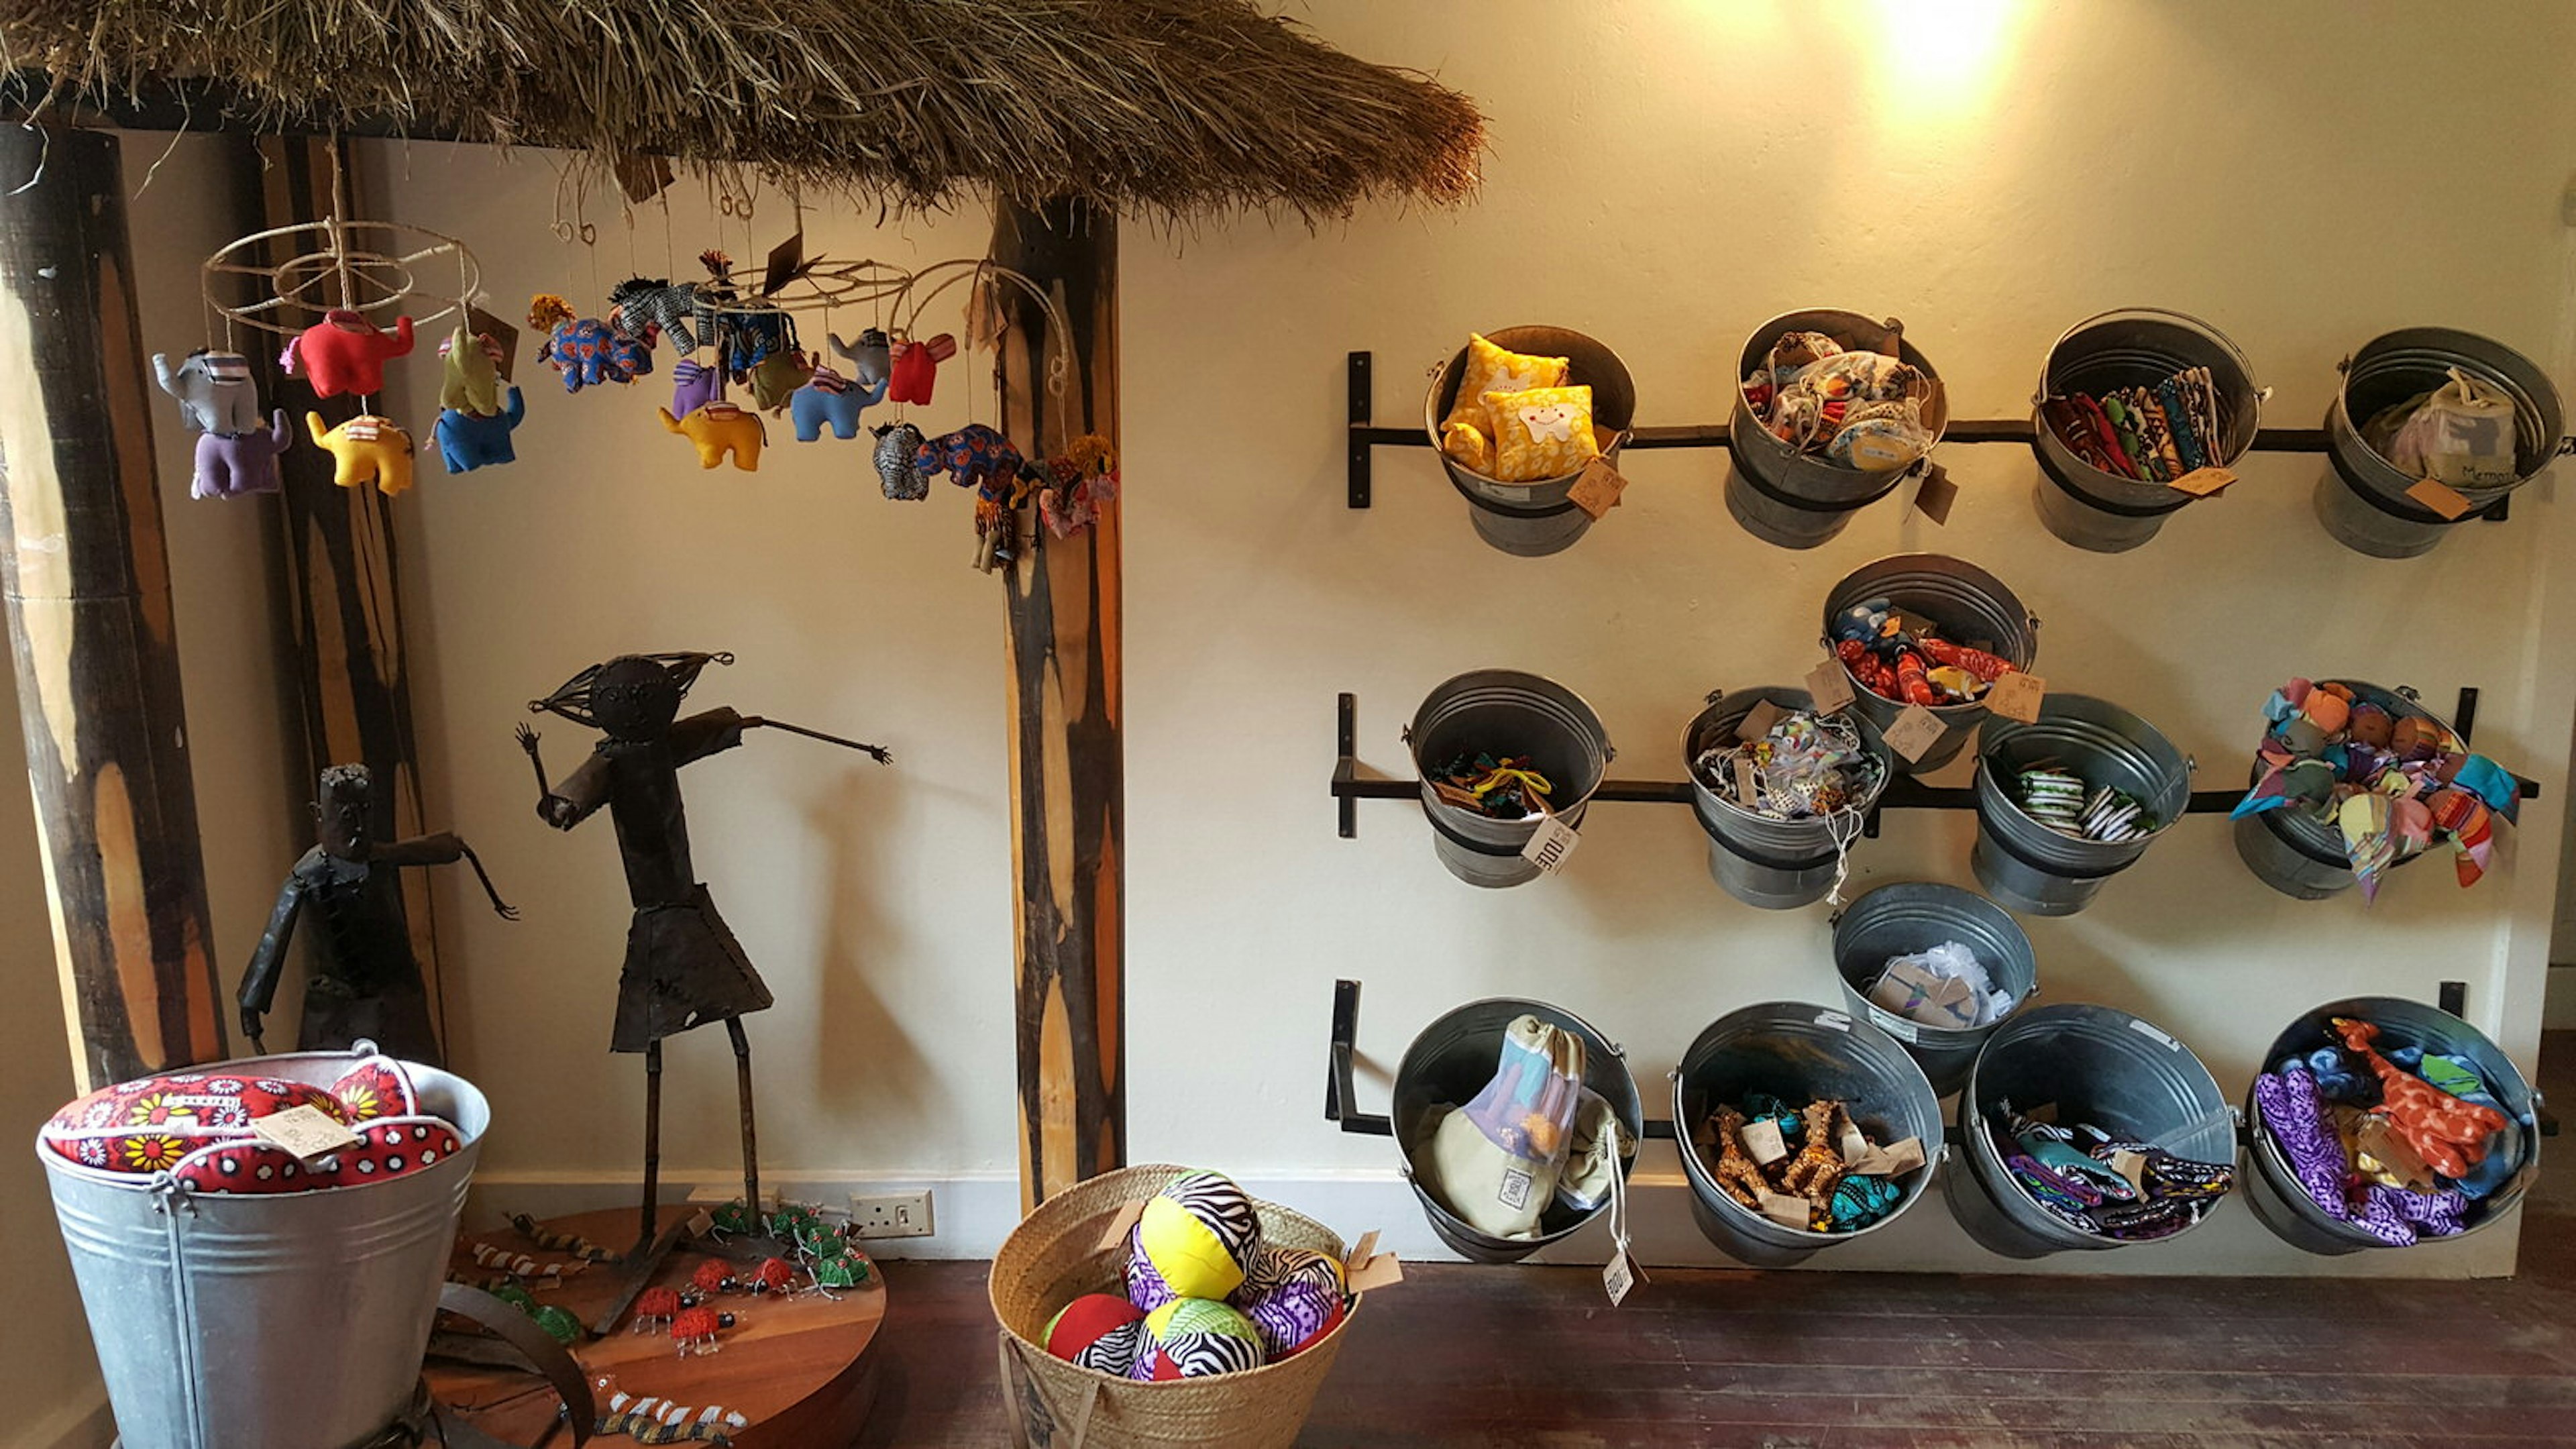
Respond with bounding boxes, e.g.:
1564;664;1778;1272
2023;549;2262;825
2332;1017;2506;1181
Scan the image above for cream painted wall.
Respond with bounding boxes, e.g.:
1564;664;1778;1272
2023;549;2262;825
14;23;2573;1408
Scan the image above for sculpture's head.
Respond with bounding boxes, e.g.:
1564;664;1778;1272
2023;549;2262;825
529;651;732;742
315;762;374;859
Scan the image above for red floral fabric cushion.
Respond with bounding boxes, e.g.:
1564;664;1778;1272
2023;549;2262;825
171;1117;464;1196
42;1072;350;1175
329;1055;420;1123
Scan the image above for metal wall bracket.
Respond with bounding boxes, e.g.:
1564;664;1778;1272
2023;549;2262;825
1331;688;2534;839
1344;348;2524;523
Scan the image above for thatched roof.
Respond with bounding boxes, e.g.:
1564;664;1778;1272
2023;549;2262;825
1;0;1485;220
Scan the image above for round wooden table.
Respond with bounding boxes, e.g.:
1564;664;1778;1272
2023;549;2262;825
425;1208;886;1446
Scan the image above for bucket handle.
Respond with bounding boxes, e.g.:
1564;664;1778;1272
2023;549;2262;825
1814;1010;1854;1032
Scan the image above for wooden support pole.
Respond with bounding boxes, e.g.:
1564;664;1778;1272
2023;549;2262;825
229;136;451;1061
0;126;227;1088
991;197;1124;1209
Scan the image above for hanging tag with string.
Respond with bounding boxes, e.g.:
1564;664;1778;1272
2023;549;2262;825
1601;1123;1644;1307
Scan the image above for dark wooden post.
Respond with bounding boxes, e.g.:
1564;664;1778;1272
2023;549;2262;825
991;197;1124;1208
230;136;451;1059
0;126;227;1087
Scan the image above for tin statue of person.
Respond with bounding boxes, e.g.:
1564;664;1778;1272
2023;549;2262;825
238;763;517;1063
517;651;888;1250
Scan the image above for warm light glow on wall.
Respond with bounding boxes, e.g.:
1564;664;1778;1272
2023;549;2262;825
1871;0;2026;103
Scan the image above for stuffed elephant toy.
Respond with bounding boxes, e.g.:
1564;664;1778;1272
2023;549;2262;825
829;328;892;391
436;386;527;472
873;421;929;501
608;276;702;353
192;409;293;499
154;350;264;435
914;423;1025;493
791;363;887;441
720;307;798;378
439;325;508;416
542;317;651;393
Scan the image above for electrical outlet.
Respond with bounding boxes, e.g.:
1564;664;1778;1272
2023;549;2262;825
849;1189;934;1240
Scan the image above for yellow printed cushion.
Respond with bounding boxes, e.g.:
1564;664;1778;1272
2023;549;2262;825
1483;385;1599;482
1438;333;1569;468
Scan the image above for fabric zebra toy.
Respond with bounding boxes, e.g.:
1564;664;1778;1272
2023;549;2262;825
610;276;703;354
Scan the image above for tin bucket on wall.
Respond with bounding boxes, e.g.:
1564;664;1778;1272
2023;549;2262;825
1821;553;2039;775
2314;327;2564;558
1829;882;2036;1097
2231;680;2445;900
1407;669;1611;889
1972;693;2192;916
2242;996;2539;1256
39;1047;488;1449
1725;309;1951;550
1682;687;1889;910
1672;1002;1943;1268
2031;308;2265;553
1423;326;1637;557
1943;1004;2234;1260
1391;997;1644;1265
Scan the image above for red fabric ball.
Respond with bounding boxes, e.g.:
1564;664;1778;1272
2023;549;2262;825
1044;1293;1144;1363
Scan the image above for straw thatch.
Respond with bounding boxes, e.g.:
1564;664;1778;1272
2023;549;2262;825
1;0;1485;219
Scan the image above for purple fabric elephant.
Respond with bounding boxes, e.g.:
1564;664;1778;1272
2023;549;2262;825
192;409;293;499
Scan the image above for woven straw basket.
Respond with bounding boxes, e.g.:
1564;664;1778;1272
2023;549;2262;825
989;1163;1360;1449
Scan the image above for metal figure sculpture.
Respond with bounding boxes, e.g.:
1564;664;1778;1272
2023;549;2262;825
516;651;889;1253
238;763;517;1063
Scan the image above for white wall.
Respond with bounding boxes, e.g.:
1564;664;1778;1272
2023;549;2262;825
11;18;2571;1397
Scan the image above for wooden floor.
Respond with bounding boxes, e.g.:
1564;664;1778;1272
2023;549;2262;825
858;1034;2576;1447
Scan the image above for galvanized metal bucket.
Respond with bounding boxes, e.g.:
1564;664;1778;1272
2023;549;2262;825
1391;997;1644;1265
2231;680;2444;900
1944;1004;2233;1259
1407;669;1611;889
1971;692;2191;916
1423;326;1636;557
1830;882;2035;1097
1671;1002;1943;1267
2314;327;2564;558
1820;554;2039;775
40;1046;488;1449
2030;308;2264;553
2242;996;2538;1256
1725;309;1951;550
1682;686;1890;910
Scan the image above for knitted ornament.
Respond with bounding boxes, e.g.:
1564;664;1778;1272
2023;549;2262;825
1044;1293;1146;1375
1132;1171;1260;1302
1130;1297;1265;1381
749;1257;797;1295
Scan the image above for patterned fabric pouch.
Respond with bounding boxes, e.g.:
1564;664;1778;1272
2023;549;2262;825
1419;1015;1587;1238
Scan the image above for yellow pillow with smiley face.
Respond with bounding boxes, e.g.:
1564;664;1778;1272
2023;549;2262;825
1439;333;1569;472
1483;384;1599;482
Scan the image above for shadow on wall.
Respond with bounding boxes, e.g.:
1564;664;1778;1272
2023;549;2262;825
805;767;934;1139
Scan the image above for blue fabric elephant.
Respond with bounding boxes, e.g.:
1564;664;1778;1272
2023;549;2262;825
914;423;1026;491
542;317;651;392
154;350;265;435
790;364;886;441
435;386;527;472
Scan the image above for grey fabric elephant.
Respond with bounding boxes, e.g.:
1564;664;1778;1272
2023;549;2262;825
152;349;265;435
830;328;893;391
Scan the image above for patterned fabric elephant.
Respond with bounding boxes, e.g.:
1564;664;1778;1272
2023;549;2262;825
914;423;1025;492
718;307;798;378
543;317;651;392
608;276;702;353
154;350;264;435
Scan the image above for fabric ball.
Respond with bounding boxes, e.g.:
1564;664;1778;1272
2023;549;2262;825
1132;1297;1267;1381
1230;1248;1350;1361
1045;1293;1146;1375
1132;1171;1260;1302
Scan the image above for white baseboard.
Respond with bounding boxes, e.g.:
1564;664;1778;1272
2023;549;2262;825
469;1153;2519;1279
24;1388;113;1449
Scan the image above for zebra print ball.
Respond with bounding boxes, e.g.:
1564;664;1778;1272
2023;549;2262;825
1133;1171;1261;1301
1044;1293;1147;1377
1231;1244;1350;1359
1131;1297;1267;1381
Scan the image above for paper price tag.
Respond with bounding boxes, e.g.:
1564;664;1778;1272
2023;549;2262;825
1347;1252;1405;1292
1740;1117;1789;1167
1093;1198;1147;1253
1735;698;1786;743
1568;459;1629;520
1805;657;1858;715
2406;477;2476;520
1911;462;1957;525
1882;704;1948;763
1731;755;1760;808
1344;1230;1381;1276
1602;1250;1638;1307
250;1104;363;1161
1984;671;2047;724
1521;813;1580;873
1758;1191;1814;1230
466;305;521;383
688;1209;716;1237
2169;466;2236;497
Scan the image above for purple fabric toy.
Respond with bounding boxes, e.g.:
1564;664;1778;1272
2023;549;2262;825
670;358;722;419
2255;1065;2468;1246
192;409;293;499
